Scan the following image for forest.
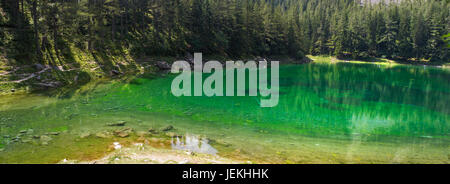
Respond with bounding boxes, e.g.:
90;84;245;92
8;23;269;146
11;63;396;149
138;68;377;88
0;0;449;67
0;0;450;165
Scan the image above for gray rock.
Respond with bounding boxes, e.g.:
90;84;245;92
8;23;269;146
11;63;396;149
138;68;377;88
34;63;46;70
110;69;122;76
156;61;171;70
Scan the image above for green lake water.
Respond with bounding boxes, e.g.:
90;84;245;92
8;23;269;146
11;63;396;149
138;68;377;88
0;62;449;163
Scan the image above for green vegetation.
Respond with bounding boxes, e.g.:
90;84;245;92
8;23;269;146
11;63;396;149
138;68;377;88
0;0;448;93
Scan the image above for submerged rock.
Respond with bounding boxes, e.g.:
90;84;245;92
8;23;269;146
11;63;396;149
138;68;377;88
107;121;126;126
114;127;133;138
136;131;149;137
49;132;60;136
12;136;21;142
148;128;159;134
21;139;32;143
95;131;113;138
40;135;52;142
79;132;91;138
165;132;176;137
149;137;161;143
161;125;173;132
116;132;129;138
420;136;433;139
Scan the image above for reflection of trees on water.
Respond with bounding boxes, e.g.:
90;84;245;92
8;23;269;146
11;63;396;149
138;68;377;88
171;134;218;155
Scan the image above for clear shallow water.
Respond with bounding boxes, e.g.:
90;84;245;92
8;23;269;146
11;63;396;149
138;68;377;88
0;62;449;163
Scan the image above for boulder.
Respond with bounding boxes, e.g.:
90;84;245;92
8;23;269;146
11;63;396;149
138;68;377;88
34;64;46;70
155;61;171;70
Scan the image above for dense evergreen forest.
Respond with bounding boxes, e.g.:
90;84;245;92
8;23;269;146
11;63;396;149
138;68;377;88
0;0;449;66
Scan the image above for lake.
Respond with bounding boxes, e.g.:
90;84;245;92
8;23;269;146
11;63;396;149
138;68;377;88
0;61;449;163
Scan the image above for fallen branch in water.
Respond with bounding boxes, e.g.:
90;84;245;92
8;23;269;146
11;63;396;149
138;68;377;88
0;67;50;84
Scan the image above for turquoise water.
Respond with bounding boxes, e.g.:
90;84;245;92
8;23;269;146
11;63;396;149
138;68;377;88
0;62;449;163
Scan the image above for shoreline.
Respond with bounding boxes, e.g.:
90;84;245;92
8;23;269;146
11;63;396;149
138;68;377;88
309;55;450;68
65;142;242;164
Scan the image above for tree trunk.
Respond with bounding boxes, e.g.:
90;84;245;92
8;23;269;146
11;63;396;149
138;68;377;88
30;0;41;56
